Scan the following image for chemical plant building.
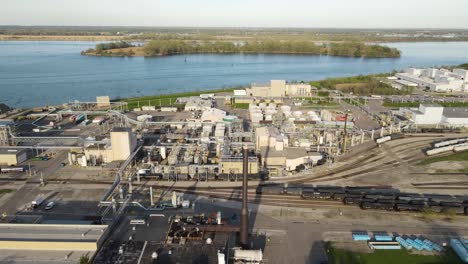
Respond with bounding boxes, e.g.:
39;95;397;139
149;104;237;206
245;80;315;97
0;149;27;166
401;104;468;127
80;127;137;165
0;119;13;146
255;126;322;175
394;68;468;92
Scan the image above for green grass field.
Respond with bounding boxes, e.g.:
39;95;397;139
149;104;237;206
231;103;250;109
0;189;12;197
325;242;462;264
418;150;468;165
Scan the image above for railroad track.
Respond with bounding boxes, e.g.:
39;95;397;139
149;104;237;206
285;137;436;184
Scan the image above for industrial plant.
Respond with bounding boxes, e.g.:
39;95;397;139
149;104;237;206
0;78;467;263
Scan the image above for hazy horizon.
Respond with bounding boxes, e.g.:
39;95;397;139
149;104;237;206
1;0;468;29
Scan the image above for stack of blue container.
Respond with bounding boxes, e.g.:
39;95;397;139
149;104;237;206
374;234;393;242
396;236;413;250
405;237;424;251
450;239;468;263
352;232;371;241
416;239;433;251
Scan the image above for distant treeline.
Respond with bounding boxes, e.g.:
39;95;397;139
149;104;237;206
141;40;401;58
81;41;135;56
310;74;413;96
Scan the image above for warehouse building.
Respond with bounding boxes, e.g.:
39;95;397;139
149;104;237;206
395;68;468;92
405;104;468;127
0;223;107;263
0;149;27;166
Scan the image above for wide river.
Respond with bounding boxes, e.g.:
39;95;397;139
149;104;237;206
1;41;468;108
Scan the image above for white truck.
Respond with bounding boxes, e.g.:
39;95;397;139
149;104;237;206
31;196;45;208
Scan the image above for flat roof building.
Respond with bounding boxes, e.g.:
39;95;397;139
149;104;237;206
0;223;107;263
96;96;111;108
406;104;468;127
245;80;314;98
0;148;27;166
395;68;468;92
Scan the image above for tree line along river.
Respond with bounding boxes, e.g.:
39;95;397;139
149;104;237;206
1;41;468;108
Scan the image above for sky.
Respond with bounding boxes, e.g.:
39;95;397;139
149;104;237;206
1;0;467;29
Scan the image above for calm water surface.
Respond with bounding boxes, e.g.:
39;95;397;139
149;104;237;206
1;41;468;107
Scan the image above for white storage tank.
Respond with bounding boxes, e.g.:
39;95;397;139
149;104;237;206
258;103;266;109
265;115;272;121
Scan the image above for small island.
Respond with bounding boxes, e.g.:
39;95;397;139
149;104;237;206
81;40;401;58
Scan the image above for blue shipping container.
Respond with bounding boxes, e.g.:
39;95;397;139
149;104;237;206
450;239;468;263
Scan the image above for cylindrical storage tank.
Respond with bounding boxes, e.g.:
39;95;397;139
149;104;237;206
223;115;238;123
265;115;272;121
265;109;277;115
258;103;266;109
268;103;276;109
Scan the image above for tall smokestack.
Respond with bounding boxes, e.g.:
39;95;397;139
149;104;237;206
240;145;249;247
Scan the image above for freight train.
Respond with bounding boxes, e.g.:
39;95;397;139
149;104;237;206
426;137;468;156
256;184;468;215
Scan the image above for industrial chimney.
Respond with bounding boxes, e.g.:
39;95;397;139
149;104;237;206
240;145;249;247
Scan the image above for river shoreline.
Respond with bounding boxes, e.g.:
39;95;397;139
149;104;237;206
2;41;468;108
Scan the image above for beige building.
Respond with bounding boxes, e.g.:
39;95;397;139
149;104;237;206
219;156;259;175
84;127;137;164
259;147;322;175
255;126;288;151
246;80;313;97
0;149;27;166
96;96;111;108
255;126;322;175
